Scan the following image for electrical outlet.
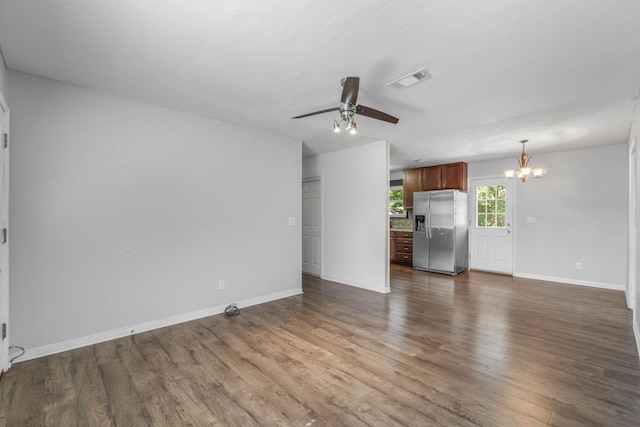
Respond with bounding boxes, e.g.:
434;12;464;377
219;280;225;290
576;262;583;270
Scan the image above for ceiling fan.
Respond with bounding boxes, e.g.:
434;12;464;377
292;77;399;134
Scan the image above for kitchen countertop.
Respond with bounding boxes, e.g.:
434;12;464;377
390;228;412;232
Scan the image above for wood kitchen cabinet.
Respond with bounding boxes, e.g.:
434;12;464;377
402;168;424;210
424;162;467;191
389;231;396;262
390;231;413;265
403;162;467;210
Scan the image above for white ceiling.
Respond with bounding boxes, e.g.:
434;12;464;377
1;0;639;171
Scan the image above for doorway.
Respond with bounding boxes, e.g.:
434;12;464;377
469;177;513;274
302;179;322;276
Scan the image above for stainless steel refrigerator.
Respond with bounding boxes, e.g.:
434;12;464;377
413;190;468;275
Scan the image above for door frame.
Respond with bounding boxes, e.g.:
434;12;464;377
302;175;323;277
628;137;637;310
468;175;516;275
0;90;9;372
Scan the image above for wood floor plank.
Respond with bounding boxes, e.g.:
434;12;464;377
1;265;639;426
1;357;46;427
42;352;79;427
69;347;112;427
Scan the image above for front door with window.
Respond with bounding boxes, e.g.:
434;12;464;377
469;178;513;274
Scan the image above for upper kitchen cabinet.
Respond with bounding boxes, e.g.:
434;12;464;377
403;162;468;210
424;162;468;192
403;168;424;210
423;166;441;191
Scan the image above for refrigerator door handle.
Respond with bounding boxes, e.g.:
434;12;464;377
427;211;431;239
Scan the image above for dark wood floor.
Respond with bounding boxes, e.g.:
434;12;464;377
1;264;639;426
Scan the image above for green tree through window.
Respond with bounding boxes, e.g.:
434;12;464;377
476;185;506;227
389;189;405;216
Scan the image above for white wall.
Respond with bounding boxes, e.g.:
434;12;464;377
302;140;389;293
470;143;628;289
630;102;640;355
7;71;302;356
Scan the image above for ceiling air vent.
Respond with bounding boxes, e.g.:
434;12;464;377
385;69;432;90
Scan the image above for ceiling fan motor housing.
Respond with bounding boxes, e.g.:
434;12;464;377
339;103;356;121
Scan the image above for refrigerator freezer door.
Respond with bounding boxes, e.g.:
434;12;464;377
412;192;429;270
428;190;456;273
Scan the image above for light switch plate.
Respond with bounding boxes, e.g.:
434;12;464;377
288;217;296;226
526;216;536;224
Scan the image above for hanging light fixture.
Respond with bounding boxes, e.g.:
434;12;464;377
332;105;357;134
504;139;544;182
345;116;357;134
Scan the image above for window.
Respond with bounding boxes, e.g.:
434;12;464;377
476;185;506;227
389;186;406;217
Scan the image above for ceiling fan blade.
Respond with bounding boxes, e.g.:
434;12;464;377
356;105;399;124
292;107;340;119
341;77;359;105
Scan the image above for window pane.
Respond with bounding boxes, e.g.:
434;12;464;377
389;188;404;216
389;189;403;201
487;185;497;199
497;185;506;199
476;186;489;200
476;184;509;227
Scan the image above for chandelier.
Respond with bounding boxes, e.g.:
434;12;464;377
504;139;544;182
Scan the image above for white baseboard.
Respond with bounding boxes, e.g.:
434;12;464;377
17;287;303;363
626;288;636;310
321;274;390;294
513;272;625;291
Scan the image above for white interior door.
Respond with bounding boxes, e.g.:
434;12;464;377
0;96;9;371
469;177;513;274
302;179;321;276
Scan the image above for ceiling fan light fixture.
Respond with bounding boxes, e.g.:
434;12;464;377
345;116;356;133
349;122;357;134
292;76;398;133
